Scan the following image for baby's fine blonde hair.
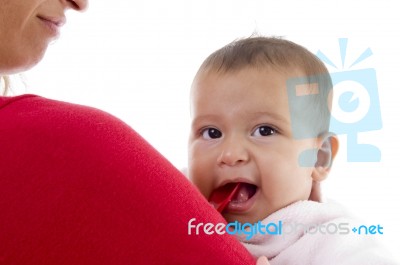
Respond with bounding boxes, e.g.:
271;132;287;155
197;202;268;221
194;36;333;137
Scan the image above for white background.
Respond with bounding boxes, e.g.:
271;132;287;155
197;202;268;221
20;0;400;261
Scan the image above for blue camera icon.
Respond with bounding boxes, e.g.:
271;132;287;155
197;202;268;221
286;68;382;163
330;69;381;134
330;69;382;162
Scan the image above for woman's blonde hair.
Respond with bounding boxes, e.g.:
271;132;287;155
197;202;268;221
1;76;10;96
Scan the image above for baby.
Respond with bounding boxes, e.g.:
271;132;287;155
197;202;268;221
188;36;397;265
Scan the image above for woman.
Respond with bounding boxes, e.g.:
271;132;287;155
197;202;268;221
0;0;267;264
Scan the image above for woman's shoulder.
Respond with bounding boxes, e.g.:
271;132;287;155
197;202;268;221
0;94;141;163
1;94;119;118
1;94;132;134
0;94;38;109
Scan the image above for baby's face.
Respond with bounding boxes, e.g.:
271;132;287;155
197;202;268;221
188;67;318;224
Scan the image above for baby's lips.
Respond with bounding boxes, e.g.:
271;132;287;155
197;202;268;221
208;182;242;213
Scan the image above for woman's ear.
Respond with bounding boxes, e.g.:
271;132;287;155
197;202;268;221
312;133;339;182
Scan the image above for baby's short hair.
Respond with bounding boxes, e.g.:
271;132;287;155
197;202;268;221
194;36;333;137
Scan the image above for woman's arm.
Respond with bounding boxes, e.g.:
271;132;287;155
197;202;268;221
0;95;255;264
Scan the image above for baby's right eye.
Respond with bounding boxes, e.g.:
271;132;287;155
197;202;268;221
201;128;222;139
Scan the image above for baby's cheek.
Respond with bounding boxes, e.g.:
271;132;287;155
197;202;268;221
188;167;210;198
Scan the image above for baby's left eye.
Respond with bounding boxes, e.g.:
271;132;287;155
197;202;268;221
252;126;276;137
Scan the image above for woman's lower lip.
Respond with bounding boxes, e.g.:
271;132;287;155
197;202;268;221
224;188;259;213
38;17;60;37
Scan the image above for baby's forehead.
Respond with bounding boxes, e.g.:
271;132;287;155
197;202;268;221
192;66;310;94
191;68;298;111
198;64;306;79
191;66;326;114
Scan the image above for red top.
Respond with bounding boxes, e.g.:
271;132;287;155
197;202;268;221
0;95;255;265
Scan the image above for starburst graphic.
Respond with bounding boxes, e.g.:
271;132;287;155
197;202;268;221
316;38;373;70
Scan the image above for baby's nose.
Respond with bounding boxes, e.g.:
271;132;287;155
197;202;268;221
217;138;249;166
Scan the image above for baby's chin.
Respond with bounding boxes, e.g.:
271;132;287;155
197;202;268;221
223;209;270;224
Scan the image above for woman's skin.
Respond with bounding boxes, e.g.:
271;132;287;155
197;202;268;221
0;1;269;263
0;0;87;74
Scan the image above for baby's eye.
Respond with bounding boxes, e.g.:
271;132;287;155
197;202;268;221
201;128;222;139
252;125;276;137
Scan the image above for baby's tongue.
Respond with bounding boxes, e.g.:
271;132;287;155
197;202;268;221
208;182;257;212
231;183;253;203
208;183;241;212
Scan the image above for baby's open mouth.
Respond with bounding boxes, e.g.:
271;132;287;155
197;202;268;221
208;182;258;212
230;182;257;203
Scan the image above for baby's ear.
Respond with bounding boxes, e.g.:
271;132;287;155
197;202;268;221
312;133;339;182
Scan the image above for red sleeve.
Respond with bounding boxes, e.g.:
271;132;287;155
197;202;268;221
0;95;255;265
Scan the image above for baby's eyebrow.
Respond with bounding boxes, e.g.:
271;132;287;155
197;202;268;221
250;111;289;125
191;112;289;128
191;114;219;126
